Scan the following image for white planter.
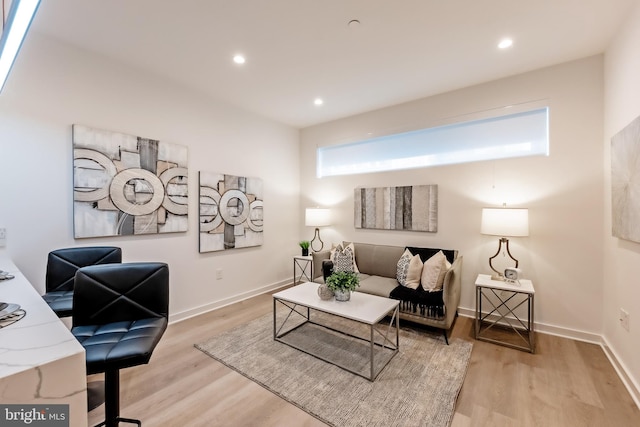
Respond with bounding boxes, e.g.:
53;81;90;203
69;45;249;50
334;289;351;301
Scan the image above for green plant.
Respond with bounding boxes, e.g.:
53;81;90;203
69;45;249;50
326;271;360;292
299;240;310;250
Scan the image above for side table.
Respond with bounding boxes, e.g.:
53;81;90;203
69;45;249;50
293;255;313;284
475;273;535;353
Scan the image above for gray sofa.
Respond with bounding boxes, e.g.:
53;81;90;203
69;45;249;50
312;242;462;343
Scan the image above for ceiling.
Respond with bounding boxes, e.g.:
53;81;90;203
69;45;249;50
30;0;635;128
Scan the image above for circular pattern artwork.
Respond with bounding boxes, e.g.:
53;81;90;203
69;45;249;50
198;172;264;252
72;125;189;238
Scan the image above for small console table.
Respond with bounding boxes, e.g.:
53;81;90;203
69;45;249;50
475;273;535;353
293;255;313;284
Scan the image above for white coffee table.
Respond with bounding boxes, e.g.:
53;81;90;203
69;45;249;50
273;282;399;381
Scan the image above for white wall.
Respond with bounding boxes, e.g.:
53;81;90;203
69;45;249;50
604;0;640;404
301;56;605;340
0;34;301;322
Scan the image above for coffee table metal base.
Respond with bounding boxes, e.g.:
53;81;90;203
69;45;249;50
273;298;399;382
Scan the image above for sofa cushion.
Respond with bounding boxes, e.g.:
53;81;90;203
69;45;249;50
350;242;404;278
357;275;397;298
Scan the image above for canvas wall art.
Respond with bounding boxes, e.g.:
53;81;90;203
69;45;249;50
611;114;640;243
199;172;263;252
73;125;188;238
354;185;437;232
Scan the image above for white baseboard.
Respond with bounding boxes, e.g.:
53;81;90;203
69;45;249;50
457;306;601;343
168;278;291;324
601;337;640;410
458;305;639;410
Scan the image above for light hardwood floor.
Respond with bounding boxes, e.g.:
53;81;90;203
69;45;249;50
87;289;640;427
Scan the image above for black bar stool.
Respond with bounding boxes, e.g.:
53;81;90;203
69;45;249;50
72;262;169;427
43;246;122;317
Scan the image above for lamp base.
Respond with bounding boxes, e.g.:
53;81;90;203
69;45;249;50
310;228;324;252
488;237;519;280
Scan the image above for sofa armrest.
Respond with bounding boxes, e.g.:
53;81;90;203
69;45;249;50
442;255;463;328
311;250;331;280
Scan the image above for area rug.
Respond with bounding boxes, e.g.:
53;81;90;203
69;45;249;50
195;311;472;427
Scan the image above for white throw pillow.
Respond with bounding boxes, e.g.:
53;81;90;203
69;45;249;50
336;242;359;273
421;251;447;292
404;254;423;290
344;242;360;273
330;244;353;272
396;249;413;285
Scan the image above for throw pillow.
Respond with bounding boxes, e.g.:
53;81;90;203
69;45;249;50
421;250;447;292
331;244;355;273
404;254;423;290
396;249;413;285
341;242;360;273
331;242;359;273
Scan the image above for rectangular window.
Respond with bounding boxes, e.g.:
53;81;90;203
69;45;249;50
317;107;549;177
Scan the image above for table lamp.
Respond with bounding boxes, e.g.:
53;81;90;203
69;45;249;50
305;208;330;252
481;206;529;280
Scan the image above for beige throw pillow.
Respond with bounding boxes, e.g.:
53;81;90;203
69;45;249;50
421;250;447;292
405;254;423;289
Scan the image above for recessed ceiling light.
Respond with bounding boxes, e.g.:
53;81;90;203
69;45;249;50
314;98;323;106
498;38;513;49
233;54;246;64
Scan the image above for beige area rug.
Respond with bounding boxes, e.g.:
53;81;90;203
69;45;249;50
195;310;472;427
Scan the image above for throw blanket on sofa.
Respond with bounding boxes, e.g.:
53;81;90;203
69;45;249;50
386;246;455;320
389;285;445;319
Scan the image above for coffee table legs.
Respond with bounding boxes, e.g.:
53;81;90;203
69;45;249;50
273;297;399;381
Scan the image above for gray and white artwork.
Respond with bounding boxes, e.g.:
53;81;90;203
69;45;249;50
199;172;263;252
612;114;640;242
73;125;188;238
354;185;437;232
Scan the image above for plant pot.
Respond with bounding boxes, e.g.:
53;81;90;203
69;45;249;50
334;289;351;301
301;248;309;256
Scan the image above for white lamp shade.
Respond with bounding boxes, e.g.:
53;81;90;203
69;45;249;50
481;208;529;237
305;208;331;227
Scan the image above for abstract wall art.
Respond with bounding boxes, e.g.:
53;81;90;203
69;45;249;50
354;185;437;232
199;172;263;252
611;114;640;243
73;124;188;238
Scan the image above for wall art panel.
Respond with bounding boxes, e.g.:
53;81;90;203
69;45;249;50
199;171;263;252
354;185;437;232
612;114;640;242
73;124;188;238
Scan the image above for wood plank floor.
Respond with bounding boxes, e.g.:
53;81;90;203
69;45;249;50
87;289;640;427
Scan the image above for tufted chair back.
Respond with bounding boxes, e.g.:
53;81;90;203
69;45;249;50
46;246;122;293
72;262;168;328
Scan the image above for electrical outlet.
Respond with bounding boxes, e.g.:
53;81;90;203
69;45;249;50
0;228;6;247
216;269;223;280
620;308;630;332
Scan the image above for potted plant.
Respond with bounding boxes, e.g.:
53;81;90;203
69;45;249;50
299;240;310;256
325;270;360;301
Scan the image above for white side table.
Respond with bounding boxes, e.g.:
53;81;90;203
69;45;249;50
475;273;535;353
293;255;313;284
